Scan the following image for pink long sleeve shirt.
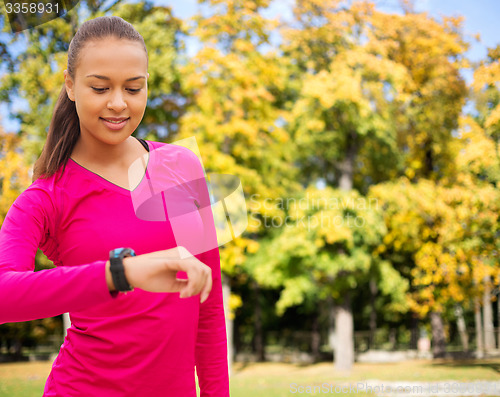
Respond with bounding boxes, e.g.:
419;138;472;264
0;139;229;397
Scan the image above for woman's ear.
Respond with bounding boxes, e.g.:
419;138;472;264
64;70;75;102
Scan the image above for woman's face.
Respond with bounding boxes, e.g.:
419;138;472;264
64;37;149;147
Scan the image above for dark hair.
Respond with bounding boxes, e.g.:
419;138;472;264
32;16;148;181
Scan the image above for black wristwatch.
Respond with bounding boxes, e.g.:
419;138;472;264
109;248;136;292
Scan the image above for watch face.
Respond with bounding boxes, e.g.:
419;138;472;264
110;248;136;258
110;248;123;258
123;248;136;257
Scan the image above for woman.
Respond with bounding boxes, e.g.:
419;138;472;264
0;16;229;396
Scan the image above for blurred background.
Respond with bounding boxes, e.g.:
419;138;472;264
0;0;499;396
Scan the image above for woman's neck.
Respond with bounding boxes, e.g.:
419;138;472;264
70;136;143;169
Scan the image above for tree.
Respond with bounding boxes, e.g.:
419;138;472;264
246;186;408;368
374;6;469;182
278;0;468;368
461;44;500;354
177;0;301;366
0;130;31;221
471;44;500;178
0;128;61;359
369;172;499;356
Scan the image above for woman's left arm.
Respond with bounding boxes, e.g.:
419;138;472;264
195;246;230;397
179;147;229;396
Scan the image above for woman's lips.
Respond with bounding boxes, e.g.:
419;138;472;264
100;117;129;130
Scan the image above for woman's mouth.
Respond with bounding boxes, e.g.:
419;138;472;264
100;117;130;130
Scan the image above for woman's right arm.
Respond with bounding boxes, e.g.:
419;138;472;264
0;187;117;323
0;187;212;324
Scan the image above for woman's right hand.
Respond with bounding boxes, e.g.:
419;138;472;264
105;246;212;303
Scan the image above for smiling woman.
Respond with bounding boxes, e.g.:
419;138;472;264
64;38;149;151
0;15;229;397
32;17;151;181
62;37;150;185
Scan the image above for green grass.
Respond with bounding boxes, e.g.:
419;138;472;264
0;359;499;396
0;361;48;397
229;359;500;396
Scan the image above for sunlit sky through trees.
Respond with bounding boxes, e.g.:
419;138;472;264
0;0;499;133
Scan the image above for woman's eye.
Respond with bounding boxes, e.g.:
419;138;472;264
91;87;142;94
91;87;107;93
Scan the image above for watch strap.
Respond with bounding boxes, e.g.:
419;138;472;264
109;248;135;292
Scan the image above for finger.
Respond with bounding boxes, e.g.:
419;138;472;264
179;281;197;299
200;273;213;303
181;270;201;299
167;278;188;294
179;265;200;298
185;262;208;299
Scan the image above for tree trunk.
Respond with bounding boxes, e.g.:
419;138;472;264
337;132;357;191
13;337;22;361
454;304;469;352
430;311;446;358
369;278;377;350
252;279;265;361
334;293;354;371
497;289;500;351
389;328;397;350
334;132;357;370
410;312;418;350
483;275;496;352
410;312;420;350
222;274;233;376
311;312;321;363
63;312;71;338
327;295;335;352
474;294;484;358
423;138;435;177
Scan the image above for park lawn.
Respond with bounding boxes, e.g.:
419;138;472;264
229;359;500;396
0;361;49;397
0;359;499;397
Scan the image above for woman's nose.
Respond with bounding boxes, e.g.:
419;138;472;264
107;90;127;112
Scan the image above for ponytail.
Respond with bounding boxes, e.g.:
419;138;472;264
32;85;80;181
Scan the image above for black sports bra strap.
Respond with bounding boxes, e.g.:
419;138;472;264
135;136;150;152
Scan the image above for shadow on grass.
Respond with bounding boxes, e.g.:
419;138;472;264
430;359;500;374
